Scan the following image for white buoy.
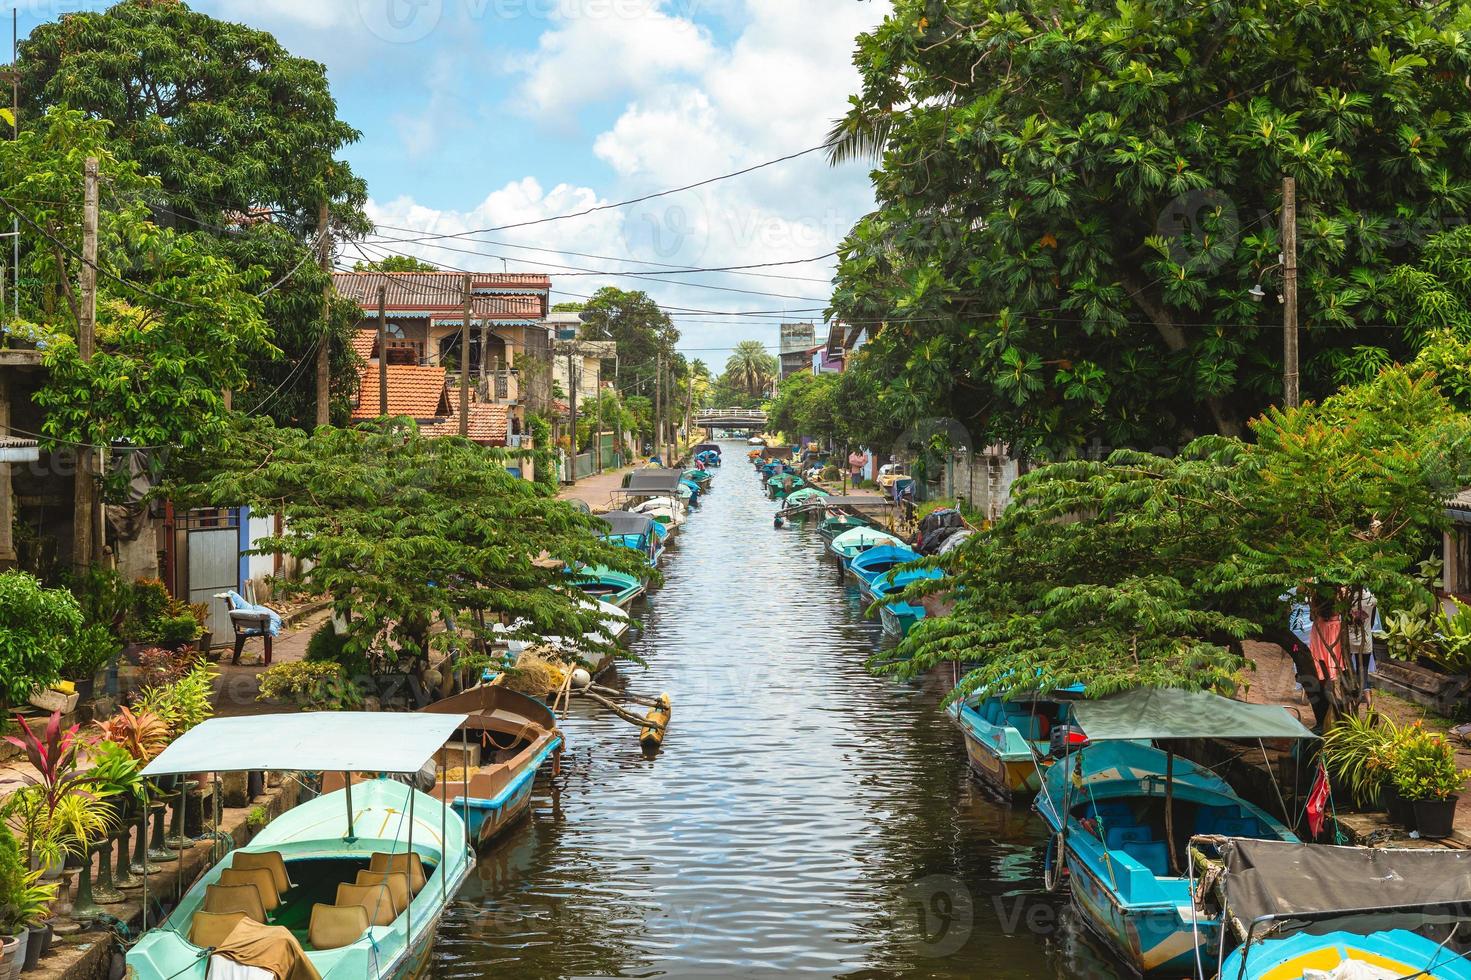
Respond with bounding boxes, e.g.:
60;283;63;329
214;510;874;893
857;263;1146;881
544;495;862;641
571;667;592;690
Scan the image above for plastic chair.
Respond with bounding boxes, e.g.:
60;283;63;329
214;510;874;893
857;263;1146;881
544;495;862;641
203;883;267;924
334;882;398;927
308;903;370;951
219;867;280;913
230;851;292;895
1121;840;1171;876
355;871;411;918
189;910;246;948
369;852;426;894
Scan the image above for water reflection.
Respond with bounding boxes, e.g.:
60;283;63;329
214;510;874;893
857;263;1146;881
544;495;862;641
433;442;1122;978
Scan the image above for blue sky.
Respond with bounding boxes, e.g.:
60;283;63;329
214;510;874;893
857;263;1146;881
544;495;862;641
16;0;886;363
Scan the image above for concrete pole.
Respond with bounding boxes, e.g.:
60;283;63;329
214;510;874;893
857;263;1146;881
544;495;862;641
315;200;332;427
72;157;99;572
377;283;388;416
459;275;471;437
1282;176;1300;409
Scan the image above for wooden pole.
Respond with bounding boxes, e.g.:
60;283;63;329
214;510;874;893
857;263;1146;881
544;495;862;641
73;157;99;572
1282;176;1299;410
315;200;332;427
460;274;471;437
567;346;578;466
376;282;388;416
653;352;662;461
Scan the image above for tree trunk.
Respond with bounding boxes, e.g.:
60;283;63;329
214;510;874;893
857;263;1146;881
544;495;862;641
1121;274;1243;438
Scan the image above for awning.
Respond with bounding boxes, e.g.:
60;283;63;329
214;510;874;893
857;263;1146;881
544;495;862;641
599;511;656;536
1219;839;1471;929
614;468;684;494
140;712;468;776
1070;688;1315;742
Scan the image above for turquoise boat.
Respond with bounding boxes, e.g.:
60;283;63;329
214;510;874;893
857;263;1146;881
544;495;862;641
1212;838;1471;980
952;685;1085;797
599;510;661;565
766;473;806;500
818;514;873;542
1034;689;1314;975
421;686;562;848
827;526;905;570
782;487;830;512
128;713;475;980
871;566;944;637
682;468;712;487
848;544;921;597
567;564;645;608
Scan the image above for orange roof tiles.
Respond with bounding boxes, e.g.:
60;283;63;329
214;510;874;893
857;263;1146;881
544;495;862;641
350;329;377;361
352;365;450;420
426;402;509;446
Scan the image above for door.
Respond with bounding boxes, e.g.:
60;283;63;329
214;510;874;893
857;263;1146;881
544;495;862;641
187;526;241;637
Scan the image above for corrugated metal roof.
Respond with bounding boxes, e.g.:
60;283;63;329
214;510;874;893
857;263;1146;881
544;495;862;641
332;272;547;319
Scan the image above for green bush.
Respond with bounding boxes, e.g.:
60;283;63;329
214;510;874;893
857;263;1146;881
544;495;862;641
59;623;120;681
1389;725;1471;801
0;570;83;707
305;622;373;681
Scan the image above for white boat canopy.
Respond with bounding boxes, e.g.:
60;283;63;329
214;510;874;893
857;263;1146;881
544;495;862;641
140;711;468;776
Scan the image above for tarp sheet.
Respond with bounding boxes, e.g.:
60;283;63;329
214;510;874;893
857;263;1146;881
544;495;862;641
599;511;657;537
1070;688;1315;742
1219;839;1471;928
213;917;322;980
615;468;683;494
141;712;467;776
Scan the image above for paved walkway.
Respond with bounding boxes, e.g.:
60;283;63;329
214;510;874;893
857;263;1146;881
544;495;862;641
559;464;638;512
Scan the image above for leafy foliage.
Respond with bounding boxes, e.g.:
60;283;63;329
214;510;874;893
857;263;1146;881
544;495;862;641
167;417;651;670
353;255;438;273
567;288;680;405
723;341;779;400
830;0;1471;456
0;571;83;707
884;362;1471;712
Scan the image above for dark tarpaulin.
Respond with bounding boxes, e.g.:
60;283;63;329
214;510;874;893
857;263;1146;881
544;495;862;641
1070;687;1315;742
616;468;684;494
599;511;657;537
1219;838;1471;928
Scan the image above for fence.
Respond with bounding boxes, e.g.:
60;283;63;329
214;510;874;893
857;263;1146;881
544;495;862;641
926;450;1021;522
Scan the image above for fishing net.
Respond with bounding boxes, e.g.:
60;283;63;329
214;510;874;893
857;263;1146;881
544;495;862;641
503;646;570;697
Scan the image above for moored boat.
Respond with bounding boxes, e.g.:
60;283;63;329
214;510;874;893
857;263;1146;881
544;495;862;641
818;514;874;541
827;526;905;570
848;543;921;597
127;713;475;980
1034;688;1314;975
598;510;662;564
567;564;646;608
1210;838;1471;980
871;566;944;637
952;685;1084;797
421;686;562;848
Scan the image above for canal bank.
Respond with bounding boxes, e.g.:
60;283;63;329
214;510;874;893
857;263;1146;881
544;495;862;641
434;440;1120;978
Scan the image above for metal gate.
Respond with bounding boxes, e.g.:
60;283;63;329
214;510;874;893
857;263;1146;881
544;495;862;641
179;509;241;637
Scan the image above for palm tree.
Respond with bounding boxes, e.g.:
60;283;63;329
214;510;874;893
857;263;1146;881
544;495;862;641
725;341;777;398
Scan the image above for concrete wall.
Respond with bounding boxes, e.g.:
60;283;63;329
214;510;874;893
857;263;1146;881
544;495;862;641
938;450;1021;521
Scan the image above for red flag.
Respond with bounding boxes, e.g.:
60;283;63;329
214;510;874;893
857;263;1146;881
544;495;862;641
1306;761;1331;838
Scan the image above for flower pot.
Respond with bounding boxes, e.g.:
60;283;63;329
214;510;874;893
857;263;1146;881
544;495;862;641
35;924;50;959
1414;796;1459;839
197;632;216;660
22;924;44;971
6;931;26;980
1382;783;1417;830
73;675;96;701
0;937;18;978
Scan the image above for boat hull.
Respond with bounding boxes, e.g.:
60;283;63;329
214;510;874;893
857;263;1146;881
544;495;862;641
452;736;561;849
878;602;923;637
1220;928;1471;980
959;727;1041;796
1064;848;1215;974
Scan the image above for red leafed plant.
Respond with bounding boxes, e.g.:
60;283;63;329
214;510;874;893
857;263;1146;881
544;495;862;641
4;711;87;811
94;705;170;763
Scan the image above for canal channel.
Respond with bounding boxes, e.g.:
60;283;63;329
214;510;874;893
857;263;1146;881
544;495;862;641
432;440;1124;978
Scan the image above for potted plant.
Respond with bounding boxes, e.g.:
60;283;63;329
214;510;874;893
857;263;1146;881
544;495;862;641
1322;711;1401;810
1;714;115;876
1388;724;1470;839
190;603;214;658
0;824;57;976
0;572;82;714
57;625;119;702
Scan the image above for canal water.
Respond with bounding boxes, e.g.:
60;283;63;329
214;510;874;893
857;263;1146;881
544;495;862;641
433;441;1123;978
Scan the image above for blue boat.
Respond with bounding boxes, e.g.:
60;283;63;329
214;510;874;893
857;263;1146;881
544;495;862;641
678;478;703;503
1034;689;1314;975
827;526;905;570
422;686;562;848
1212;837;1471;980
952;685;1085;797
871;566;944;636
848;544;921;597
598;510;661;564
566;564;645;608
695;449;721;467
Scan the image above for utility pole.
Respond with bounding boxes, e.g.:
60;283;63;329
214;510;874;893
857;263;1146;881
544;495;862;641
10;10;18;317
1282;176;1300;410
681;368;694;462
73;157;99;571
315;200;332;427
653;353;662;462
567;345;578;474
459;274;471;437
376;282;388;416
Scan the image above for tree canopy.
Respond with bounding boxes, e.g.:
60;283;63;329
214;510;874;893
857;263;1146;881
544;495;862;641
567;287;679;403
830;0;1471;457
885;348;1471;721
169;418;653;670
723;340;778;399
353;255;438;273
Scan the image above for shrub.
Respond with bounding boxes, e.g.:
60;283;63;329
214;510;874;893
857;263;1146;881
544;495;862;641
0;570;83;707
304;622;373;682
1389;725;1471;802
257;661;362;710
59;623;120;681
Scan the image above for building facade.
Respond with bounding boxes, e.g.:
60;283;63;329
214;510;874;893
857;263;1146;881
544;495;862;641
779;322;817;379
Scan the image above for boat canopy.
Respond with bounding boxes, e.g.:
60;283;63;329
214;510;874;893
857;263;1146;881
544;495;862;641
140;712;468;776
599;510;658;537
1070;688;1316;742
615;468;684;494
831;527;905;550
1218;838;1471;930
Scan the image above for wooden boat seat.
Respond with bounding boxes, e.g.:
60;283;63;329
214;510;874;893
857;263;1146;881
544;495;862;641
204;883;268;924
230;850;292;894
188;910;247;948
308;903;370;951
354;871;411;917
369;852;426;894
334;882;398;926
219;867;281;912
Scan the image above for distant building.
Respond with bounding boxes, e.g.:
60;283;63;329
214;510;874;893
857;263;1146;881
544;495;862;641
812;320;848;374
545;311;617;408
779;322;817;379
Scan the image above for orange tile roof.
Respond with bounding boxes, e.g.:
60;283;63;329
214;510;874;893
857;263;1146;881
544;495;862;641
426;402;510;446
350;329;377;361
352;365;450;420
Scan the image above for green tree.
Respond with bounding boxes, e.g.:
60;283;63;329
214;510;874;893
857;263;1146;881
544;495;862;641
17;0;370;428
169;418;653;670
830;0;1471;457
767;372;840;445
887;355;1471;725
0;109;273;464
572;288;679;403
724;340;778;399
353;255;438;273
